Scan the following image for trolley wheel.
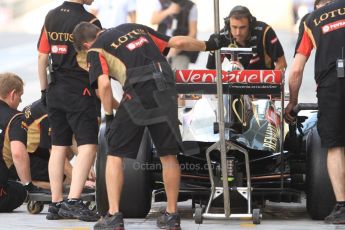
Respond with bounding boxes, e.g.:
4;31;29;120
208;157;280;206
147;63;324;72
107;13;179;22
252;209;261;224
85;201;97;211
194;207;203;224
27;200;44;214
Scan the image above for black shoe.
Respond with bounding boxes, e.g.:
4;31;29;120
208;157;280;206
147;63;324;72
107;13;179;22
156;210;181;230
46;202;62;220
325;204;345;224
94;212;125;230
58;199;100;222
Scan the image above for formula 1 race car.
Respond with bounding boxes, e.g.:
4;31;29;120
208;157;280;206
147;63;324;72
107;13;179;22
95;51;335;223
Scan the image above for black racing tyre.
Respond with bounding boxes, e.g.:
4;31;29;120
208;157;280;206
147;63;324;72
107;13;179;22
96;124;153;218
306;127;336;220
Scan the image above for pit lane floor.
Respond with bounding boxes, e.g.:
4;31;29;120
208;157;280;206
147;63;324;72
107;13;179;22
1;199;344;230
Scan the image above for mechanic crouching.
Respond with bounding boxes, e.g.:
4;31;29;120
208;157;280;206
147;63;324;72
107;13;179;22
72;22;221;230
0;73;44;212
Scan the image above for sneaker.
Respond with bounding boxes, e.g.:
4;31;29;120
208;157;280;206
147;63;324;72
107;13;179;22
58;199;100;222
46;202;62;220
156;210;181;230
93;212;125;230
325;204;345;224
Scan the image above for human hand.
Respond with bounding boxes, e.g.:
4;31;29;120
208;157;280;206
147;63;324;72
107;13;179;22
205;34;222;51
167;2;180;15
284;102;297;124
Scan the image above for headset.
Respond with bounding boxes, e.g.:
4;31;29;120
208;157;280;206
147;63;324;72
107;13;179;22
223;5;257;40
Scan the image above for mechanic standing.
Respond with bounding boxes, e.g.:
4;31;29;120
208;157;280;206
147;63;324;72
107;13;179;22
72;22;221;230
206;5;287;71
0;73;35;212
37;0;101;221
151;0;199;70
285;0;345;224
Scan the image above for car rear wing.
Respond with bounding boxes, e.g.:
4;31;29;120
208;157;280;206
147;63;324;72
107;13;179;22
175;69;284;95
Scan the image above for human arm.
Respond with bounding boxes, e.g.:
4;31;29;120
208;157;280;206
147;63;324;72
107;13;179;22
284;53;308;123
151;2;180;25
274;55;287;71
38;52;49;91
11;141;31;184
9;115;31;184
263;26;286;70
95;88;119;111
127;0;136;23
98;74;114;115
128;11;136;23
37;25;51;91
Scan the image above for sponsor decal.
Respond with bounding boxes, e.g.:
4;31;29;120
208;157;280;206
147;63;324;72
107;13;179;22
313;8;345;26
175;70;283;84
83;88;91;96
111;29;147;49
47;32;73;42
126;37;149;51
263;122;279;151
270;37;278;44
265;106;280;127
51;45;68;54
322;19;345;34
24;107;31;119
21;121;28;131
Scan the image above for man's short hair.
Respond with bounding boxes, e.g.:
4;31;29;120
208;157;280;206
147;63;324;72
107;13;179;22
229;5;253;22
72;22;101;52
0;72;23;98
314;0;334;9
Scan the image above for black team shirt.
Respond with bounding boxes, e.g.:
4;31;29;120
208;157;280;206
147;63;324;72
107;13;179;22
37;1;101;93
0;101;27;186
297;0;345;87
206;21;284;70
87;23;171;89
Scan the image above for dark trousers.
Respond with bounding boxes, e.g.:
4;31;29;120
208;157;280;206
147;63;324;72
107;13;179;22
0;181;27;212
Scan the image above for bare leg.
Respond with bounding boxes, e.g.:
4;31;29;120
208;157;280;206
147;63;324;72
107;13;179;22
160;155;181;213
49;145;68;202
327;147;345;201
106;155;124;214
68;144;97;199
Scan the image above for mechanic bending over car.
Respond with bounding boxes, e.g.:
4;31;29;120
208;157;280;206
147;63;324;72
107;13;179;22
37;0;101;222
72;22;221;230
8;99;96;190
285;0;345;225
206;5;287;71
0;73;43;212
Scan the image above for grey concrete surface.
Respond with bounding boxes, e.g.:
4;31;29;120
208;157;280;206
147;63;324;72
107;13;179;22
1;199;345;230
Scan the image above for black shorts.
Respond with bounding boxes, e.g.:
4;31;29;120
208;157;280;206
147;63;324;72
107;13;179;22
0;181;27;212
29;148;50;182
317;78;345;148
47;85;99;146
107;81;182;159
